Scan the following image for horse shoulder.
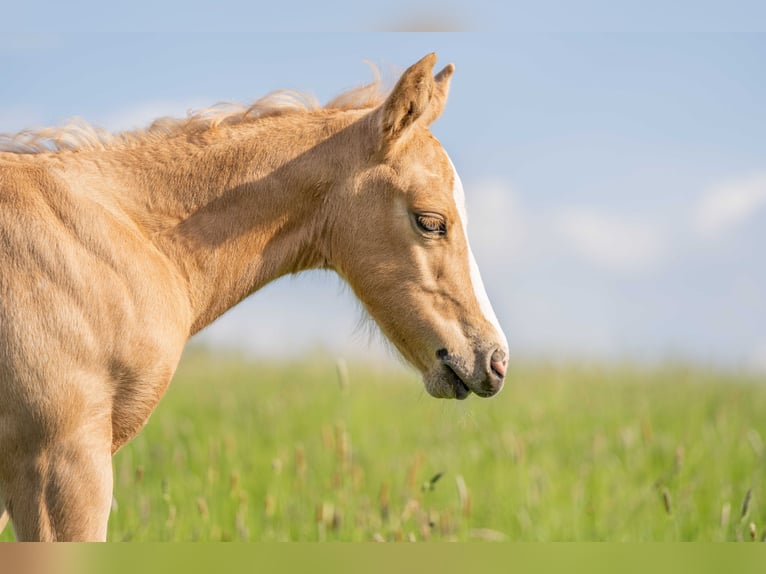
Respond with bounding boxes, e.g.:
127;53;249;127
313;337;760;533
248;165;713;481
0;157;191;452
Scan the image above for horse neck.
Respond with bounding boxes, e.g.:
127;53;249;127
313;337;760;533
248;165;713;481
106;109;372;334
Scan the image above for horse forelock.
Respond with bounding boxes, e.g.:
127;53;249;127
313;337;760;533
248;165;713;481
0;71;387;155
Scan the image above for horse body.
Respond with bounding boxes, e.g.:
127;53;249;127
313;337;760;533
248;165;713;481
0;54;508;540
0;154;190;539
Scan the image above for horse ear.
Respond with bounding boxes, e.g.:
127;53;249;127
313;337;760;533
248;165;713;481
421;63;455;125
378;53;444;150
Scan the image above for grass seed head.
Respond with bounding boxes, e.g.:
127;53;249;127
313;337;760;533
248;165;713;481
660;488;672;515
741;488;752;520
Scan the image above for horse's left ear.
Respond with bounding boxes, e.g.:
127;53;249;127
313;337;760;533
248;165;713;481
421;62;455;126
377;53;454;152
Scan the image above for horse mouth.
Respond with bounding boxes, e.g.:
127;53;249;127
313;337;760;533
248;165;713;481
424;363;472;400
445;364;472;400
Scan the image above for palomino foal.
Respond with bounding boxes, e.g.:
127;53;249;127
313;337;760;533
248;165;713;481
0;53;508;541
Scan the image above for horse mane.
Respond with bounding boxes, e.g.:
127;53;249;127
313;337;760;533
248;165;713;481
0;70;386;155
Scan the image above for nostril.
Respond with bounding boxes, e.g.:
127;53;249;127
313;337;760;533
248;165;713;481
490;348;507;380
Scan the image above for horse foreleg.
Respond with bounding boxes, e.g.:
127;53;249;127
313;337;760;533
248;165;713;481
4;430;113;542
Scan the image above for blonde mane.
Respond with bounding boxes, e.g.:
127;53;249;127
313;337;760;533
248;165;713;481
0;73;386;155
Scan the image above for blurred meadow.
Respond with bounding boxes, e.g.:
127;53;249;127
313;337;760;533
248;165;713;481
6;350;762;542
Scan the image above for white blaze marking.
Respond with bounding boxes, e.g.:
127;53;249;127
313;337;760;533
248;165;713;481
447;155;509;351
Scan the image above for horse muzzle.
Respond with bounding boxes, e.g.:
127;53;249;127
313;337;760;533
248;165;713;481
425;346;507;399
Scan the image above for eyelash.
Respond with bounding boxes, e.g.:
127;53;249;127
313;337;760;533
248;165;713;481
415;213;447;236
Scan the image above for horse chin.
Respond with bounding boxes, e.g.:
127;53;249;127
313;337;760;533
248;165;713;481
423;365;472;400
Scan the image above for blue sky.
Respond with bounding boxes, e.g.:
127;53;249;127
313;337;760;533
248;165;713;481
2;30;765;369
4;1;766;32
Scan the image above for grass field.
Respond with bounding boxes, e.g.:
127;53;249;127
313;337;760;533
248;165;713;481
3;350;766;542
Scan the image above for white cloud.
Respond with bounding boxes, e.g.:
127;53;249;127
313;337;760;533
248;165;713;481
464;179;528;263
0;108;45;133
693;173;766;238
464;182;670;276
94;99;209;132
553;208;666;273
0;101;211;137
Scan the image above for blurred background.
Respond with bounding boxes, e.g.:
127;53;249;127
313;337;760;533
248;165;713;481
2;22;765;372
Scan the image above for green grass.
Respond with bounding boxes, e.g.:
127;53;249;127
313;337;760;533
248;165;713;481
3;351;766;541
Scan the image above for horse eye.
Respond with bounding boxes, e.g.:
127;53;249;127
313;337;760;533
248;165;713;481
415;214;446;236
